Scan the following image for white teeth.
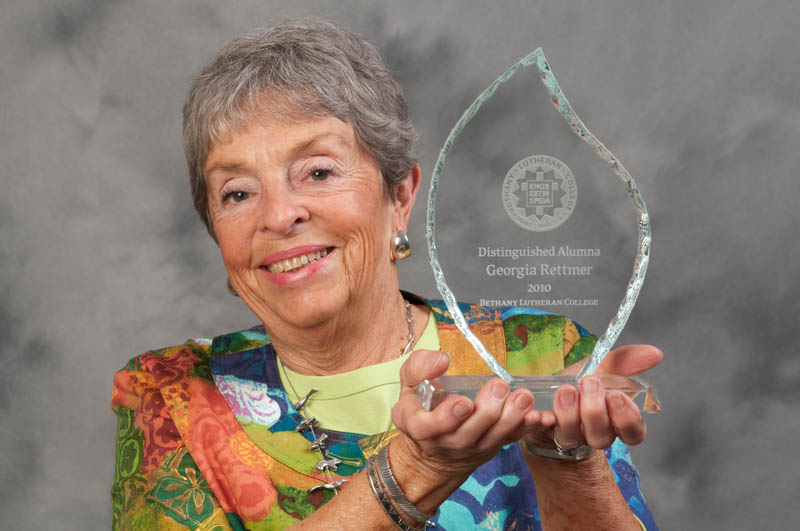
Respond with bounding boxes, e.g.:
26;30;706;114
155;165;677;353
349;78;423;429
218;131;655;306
266;249;330;273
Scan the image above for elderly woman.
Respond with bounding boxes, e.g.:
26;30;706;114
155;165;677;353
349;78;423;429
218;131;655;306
111;19;661;530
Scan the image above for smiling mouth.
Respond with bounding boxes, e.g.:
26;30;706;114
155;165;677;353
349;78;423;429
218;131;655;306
263;247;333;274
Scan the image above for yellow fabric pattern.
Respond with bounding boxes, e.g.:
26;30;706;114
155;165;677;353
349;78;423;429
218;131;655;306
434;304;508;375
277;309;439;435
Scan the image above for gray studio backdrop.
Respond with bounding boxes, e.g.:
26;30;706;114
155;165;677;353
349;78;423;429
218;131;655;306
2;1;798;529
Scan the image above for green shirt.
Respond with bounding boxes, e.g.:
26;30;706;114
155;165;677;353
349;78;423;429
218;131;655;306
277;311;439;435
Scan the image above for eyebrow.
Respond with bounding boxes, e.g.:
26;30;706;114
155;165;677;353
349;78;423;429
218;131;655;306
205;132;349;176
291;132;348;156
205;161;249;175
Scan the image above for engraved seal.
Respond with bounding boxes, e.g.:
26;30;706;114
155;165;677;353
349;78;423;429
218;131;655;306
501;155;577;232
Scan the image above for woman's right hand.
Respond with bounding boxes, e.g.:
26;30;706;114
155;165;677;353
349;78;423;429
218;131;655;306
390;349;540;487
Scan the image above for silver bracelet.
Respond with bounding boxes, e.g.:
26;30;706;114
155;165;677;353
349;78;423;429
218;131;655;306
377;445;435;525
366;454;425;530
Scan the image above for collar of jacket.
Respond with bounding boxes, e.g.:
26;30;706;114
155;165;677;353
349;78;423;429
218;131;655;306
209;290;507;375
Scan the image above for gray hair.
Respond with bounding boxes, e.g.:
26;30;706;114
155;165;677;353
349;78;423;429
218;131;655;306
183;18;418;239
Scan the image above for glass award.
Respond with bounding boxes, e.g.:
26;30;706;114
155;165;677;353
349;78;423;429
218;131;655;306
417;49;659;413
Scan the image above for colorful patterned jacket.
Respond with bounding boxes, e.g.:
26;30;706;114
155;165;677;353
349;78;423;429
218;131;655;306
111;295;657;529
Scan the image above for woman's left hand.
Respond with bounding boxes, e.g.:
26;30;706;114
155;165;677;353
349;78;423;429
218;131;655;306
523;344;663;452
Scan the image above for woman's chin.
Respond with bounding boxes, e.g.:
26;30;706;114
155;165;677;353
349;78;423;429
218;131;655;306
276;305;339;330
246;288;346;330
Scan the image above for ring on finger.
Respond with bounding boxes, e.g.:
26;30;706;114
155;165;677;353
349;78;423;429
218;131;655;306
553;429;577;452
551;429;593;460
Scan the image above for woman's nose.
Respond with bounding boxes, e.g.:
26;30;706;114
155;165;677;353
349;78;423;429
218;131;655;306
257;190;310;235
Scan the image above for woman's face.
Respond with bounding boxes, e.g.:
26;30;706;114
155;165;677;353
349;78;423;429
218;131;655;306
205;113;417;331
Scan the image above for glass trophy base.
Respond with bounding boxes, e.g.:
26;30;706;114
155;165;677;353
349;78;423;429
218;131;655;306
417;374;661;413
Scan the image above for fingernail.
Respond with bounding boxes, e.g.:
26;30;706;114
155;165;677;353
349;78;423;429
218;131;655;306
453;402;471;418
583;378;599;394
560;387;576;407
492;381;509;400
610;394;625;410
429;352;447;371
515;393;533;410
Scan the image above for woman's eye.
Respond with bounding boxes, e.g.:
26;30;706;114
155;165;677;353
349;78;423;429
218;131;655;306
310;168;332;182
223;191;250;203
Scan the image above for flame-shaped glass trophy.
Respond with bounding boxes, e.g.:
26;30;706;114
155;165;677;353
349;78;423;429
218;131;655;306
417;49;660;413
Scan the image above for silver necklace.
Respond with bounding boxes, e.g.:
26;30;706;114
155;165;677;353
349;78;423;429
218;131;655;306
281;298;415;495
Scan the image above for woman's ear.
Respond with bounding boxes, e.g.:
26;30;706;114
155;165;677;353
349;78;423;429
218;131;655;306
392;164;422;231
